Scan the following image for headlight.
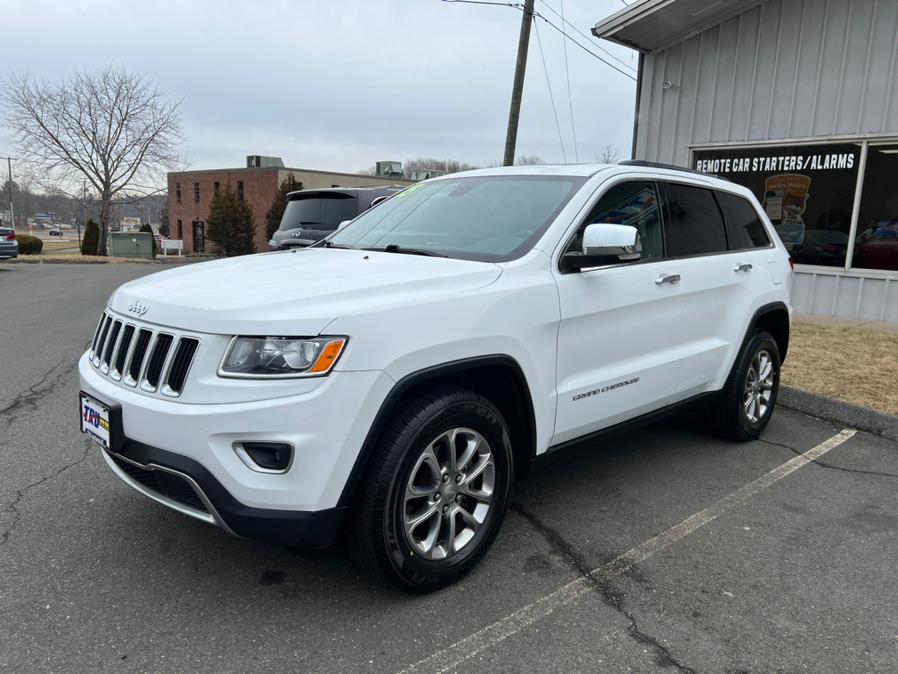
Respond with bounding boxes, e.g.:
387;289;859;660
219;336;347;378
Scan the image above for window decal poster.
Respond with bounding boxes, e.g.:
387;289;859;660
693;144;860;264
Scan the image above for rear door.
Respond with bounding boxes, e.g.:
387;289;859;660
552;179;691;444
660;181;757;395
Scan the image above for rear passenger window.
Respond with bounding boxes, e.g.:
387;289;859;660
716;191;771;249
664;183;728;257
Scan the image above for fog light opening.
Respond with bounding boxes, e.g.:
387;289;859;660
233;442;293;474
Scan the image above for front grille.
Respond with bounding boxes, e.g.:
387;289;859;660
90;310;201;397
109;453;208;513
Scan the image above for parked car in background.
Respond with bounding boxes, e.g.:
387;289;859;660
0;227;18;260
80;162;792;591
48;229;63;237
268;186;404;251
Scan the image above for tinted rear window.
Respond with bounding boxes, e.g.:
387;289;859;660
664;183;728;257
716;191;771;249
279;193;358;232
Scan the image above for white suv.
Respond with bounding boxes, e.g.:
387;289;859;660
79;162;792;591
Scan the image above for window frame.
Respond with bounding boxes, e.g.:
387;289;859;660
712;189;775;253
558;178;669;274
659;180;732;260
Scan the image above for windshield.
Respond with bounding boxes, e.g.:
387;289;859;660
324;175;586;262
278;193;358;232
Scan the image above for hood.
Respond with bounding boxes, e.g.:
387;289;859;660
108;248;503;335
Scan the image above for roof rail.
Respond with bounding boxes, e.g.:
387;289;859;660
619;159;729;182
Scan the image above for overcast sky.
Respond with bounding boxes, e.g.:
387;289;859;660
2;0;638;175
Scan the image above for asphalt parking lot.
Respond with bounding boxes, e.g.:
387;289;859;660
2;263;897;673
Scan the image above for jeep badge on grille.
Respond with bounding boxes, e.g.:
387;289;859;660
127;301;149;317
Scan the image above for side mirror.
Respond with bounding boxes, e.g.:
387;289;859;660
337;220;352;230
563;223;642;271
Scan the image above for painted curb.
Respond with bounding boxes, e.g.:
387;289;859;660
779;385;898;442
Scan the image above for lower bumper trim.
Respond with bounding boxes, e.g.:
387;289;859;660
107;439;346;549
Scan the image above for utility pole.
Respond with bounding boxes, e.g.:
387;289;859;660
503;0;534;167
5;157;14;229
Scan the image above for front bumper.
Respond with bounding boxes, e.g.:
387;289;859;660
101;443;345;548
79;352;395;547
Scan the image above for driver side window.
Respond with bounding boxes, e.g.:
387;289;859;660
568;181;664;261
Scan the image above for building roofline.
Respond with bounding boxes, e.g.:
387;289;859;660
592;0;766;53
167;165;413;183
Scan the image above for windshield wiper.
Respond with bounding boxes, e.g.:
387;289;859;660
365;244;448;258
315;240;354;249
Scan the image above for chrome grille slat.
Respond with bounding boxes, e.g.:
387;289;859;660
111;325;135;380
152;335;179;392
163;338;199;396
100;320;122;374
141;333;174;392
90;315;106;357
125;329;153;386
89;310;200;398
92;316;113;366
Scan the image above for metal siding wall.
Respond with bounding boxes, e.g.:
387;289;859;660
635;0;898;321
636;0;898;165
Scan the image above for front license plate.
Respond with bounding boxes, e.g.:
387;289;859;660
80;392;112;448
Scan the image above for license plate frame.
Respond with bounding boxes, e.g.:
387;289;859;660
80;391;124;451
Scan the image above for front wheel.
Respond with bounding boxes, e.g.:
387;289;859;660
347;386;514;592
715;330;781;441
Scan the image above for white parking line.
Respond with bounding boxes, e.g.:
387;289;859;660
398;429;856;674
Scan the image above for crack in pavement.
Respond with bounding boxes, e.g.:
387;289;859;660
1;348;94;546
757;437;898;480
0;356;79;430
510;501;698;674
0;439;93;546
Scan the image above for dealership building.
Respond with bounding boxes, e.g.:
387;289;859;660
594;0;898;321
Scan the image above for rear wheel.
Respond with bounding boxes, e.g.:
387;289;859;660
715;330;781;441
347;386;513;592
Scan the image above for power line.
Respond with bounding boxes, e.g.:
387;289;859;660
533;10;637;81
443;0;637;82
558;0;578;162
440;0;518;6
533;20;567;162
539;0;636;73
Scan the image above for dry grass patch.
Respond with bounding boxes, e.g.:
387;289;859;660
783;322;898;416
30;253;142;263
40;240;80;251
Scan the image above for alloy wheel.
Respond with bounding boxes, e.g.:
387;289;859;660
402;427;495;560
744;349;775;424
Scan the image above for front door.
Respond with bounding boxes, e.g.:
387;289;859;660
192;221;204;252
552;179;690;445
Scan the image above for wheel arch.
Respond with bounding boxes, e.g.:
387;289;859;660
336;355;538;508
747;301;790;363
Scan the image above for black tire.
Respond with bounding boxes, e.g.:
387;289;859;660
346;386;514;592
714;330;781;441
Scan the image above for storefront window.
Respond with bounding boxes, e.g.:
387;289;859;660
693;143;861;267
851;145;898;272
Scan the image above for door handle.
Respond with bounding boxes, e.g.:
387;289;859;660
655;273;681;285
733;262;753;273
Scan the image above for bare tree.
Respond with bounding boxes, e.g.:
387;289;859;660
3;67;182;254
515;155;544;165
599;144;619;164
402;157;477;180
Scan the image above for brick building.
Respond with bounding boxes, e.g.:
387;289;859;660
167;156;411;253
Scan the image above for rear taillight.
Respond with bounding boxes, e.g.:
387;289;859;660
4;231;14;241
788;257;794;271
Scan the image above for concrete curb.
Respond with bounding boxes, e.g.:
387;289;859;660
779;385;898;442
7;257;199;265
